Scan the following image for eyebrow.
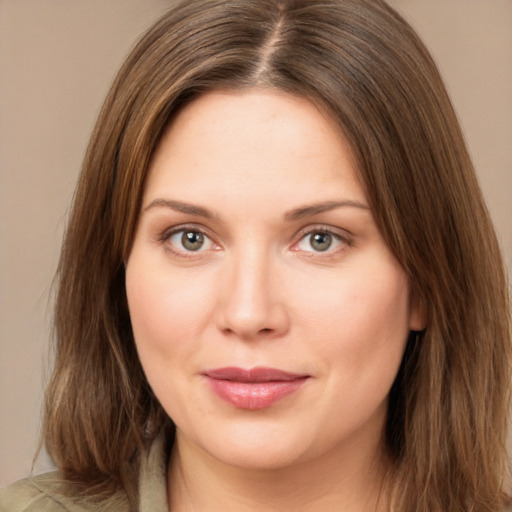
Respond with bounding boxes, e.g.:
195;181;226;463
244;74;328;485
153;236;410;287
144;199;216;218
144;198;370;221
284;200;370;221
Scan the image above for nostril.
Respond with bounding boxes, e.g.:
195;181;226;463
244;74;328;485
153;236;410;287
215;291;290;339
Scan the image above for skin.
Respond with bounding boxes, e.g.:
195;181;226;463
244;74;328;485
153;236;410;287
125;90;425;511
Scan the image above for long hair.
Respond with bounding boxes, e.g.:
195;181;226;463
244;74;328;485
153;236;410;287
44;0;511;509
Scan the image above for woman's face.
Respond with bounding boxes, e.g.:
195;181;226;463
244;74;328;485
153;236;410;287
126;90;425;470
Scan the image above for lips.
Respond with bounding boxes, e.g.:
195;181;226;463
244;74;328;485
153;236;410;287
204;367;309;410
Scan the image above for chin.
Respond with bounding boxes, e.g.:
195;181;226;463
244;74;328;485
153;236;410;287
185;420;315;470
208;441;308;471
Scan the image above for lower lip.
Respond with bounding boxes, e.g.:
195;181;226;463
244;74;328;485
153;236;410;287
206;377;308;410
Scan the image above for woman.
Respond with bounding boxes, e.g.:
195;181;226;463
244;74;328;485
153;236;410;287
1;0;510;511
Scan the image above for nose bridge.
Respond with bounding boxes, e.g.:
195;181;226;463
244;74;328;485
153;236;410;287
217;241;288;339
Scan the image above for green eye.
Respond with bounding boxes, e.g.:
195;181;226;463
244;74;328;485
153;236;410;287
181;231;205;251
309;232;332;252
296;229;346;254
167;229;213;253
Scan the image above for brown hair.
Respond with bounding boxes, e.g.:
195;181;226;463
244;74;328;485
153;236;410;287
44;0;511;510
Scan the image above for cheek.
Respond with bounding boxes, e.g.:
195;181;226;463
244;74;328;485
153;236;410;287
125;256;215;364
291;259;411;373
303;264;411;434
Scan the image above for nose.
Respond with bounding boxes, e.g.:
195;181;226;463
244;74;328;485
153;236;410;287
216;247;290;340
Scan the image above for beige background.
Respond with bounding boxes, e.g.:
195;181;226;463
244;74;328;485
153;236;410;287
0;0;511;487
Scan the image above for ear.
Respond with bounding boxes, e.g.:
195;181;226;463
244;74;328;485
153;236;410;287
409;292;427;331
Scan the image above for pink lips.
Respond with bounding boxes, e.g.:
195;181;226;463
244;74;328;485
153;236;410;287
204;367;309;410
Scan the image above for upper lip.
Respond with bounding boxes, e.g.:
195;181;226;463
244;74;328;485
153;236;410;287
204;367;309;382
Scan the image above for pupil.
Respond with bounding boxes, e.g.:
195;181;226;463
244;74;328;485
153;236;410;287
182;231;204;251
311;232;332;251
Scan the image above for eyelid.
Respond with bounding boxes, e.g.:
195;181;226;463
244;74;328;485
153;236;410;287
156;222;353;258
159;223;221;256
291;224;353;254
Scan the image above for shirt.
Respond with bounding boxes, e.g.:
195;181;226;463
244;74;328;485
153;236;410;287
2;435;512;511
0;434;167;512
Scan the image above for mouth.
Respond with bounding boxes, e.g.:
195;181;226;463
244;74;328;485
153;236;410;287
203;367;310;410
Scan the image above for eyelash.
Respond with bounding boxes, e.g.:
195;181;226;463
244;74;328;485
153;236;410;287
158;224;353;259
158;224;217;259
292;225;353;258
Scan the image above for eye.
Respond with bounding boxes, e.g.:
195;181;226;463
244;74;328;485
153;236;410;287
295;229;348;254
166;229;215;253
303;232;334;252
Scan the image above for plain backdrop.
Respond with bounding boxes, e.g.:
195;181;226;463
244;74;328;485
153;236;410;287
1;0;511;487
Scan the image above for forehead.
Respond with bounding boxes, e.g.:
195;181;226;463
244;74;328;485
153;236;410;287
144;89;366;210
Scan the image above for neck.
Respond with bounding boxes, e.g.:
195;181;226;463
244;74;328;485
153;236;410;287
167;430;392;512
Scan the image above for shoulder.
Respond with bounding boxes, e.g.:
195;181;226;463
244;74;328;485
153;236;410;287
0;472;83;512
0;472;129;512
